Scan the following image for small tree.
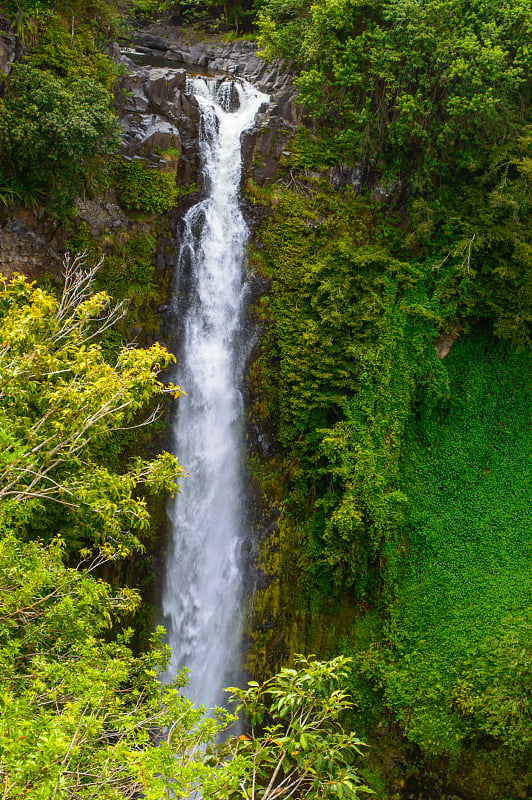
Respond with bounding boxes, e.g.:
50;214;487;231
0;258;250;798
0;534;247;800
225;656;372;800
0;255;183;556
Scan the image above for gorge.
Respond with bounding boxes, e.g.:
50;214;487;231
0;3;530;799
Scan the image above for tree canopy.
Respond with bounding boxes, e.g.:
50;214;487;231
0;256;182;556
257;0;532;182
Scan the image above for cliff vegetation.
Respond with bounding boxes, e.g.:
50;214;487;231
0;0;530;798
243;0;531;797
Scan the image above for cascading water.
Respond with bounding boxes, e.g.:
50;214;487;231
160;76;268;710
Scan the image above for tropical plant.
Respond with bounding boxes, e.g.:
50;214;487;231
226;656;372;799
0;555;370;800
0;168;22;207
0;254;183;556
0;167;47;209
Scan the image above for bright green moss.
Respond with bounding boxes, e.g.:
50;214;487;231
112;158;193;214
370;333;532;759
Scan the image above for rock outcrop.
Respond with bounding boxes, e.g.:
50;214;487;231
127;26;301;168
132;26;293;97
116;65;202;186
0;27;15;75
0;211;64;282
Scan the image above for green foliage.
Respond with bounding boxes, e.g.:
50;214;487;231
227;656;372;799
112;158;191;213
418;130;532;348
0;260;184;556
0;258;264;799
249;110;531;780
0;165;46;209
131;0;258;31
29;12;117;88
366;334;532;757
257;0;532;183
288;127;343;171
252;182;448;597
0;546;372;799
4;1;43;44
105;230;157;286
66;222;172;351
0;64;118;218
245;0;532;790
1;0;117;20
0;169;21;208
256;0;310;59
0;534;244;799
0;0;121;216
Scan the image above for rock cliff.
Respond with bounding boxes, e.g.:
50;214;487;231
127;26;301;183
116;63;201;186
0;24;296;280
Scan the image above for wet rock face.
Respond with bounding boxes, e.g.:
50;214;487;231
241;105;296;184
216;77;241;113
76;198;130;239
0;212;64;282
0;62;204;282
116;65;202;185
0;29;15;75
133;26;294;97
434;327;461;359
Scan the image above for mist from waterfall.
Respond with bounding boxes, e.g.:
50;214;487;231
160;76;267;710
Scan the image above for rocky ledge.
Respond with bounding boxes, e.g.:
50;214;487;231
0;25;15;75
125;26;302;185
132;25;294;97
115;64;202;186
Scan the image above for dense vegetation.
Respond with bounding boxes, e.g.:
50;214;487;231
0;1;122;217
0;266;371;799
243;0;532;795
373;335;531;756
0;0;530;796
258;0;532;183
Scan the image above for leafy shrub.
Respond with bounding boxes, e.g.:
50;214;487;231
0;64;118;218
112;158;189;213
103;230;157;288
29;13;117;88
0;262;183;552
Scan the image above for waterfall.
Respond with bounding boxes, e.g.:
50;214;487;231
160;76;267;710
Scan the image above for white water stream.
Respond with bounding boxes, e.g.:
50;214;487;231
161;76;267;709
